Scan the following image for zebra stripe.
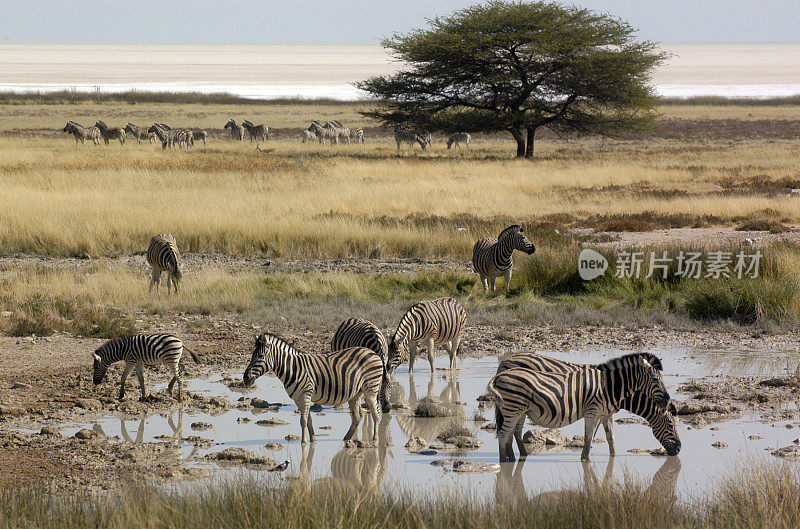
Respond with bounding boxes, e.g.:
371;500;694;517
242;120;269;142
488;353;670;462
224;118;245;141
393;127;427;152
62;121;100;146
92;333;199;402
192;130;208;145
447;132;471;150
387;297;466;373
147;123;176;149
94;120;126;145
301;129;317;143
496;352;680;457
147;234;182;294
352;128;364;143
472;225;536;293
331;318;388;360
243;333;390;444
124;123;155;144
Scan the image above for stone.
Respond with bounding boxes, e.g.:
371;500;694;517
210;448;278;467
414;397;453;418
191;422;213;431
40;426;60;436
615;416;647;425
251;398;272;409
451;460;501;473
237;417;251;423
74;429;95;440
209;397;230;408
688;416;708;429
481;423;497;431
441;435;482;449
0;406;26;416
265;443;285;450
310;404;324;412
256;417;290;426
748;435;763;440
320;425;332;430
391;402;410;410
405;436;427;453
418;449;438;456
344;439;365;448
543;429;567;446
285;434;301;441
523;430;546;446
11;382;30;390
430;460;451;468
74;398;103;410
771;445;800;462
711;441;728;449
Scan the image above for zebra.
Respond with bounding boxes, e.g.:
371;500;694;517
192;130;208;145
94;120;126;145
224;118;245;141
495;352;681;458
301;129;317;143
147;234;182;294
393;127;427;152
242;333;391;444
352;128;364;143
62;121;100;145
242;120;269;142
124;123;155;144
487;353;671;462
328;121;350;144
447;132;471;150
472;225;536;294
331;318;388;360
147;123;175;149
92;334;200;402
308;121;332;144
387;297;466;374
175;129;194;149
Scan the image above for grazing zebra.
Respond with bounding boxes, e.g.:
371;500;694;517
147;123;175;149
92;334;200;402
224;118;245;141
352;128;364;143
387;297;466;374
192;130;208;145
495;352;680;457
94;120;126;145
124;123;155;144
488;353;671;462
301;129;317;143
393;127;427;152
62;121;100;145
472;225;536;294
241;120;269;142
147;234;182;293
447;132;471;150
331;318;388;360
242;333;391;444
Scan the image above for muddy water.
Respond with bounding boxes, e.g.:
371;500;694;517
54;348;800;500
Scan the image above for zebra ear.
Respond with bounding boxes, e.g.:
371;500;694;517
92;352;101;362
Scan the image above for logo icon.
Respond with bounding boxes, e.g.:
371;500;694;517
578;249;608;281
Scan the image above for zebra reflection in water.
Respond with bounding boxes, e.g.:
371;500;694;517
393;371;466;442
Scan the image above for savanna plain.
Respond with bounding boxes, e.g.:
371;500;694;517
2;95;800;528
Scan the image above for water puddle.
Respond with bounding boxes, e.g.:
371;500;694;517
54;347;800;500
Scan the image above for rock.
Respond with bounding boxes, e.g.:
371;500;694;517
649;448;668;456
237;417;251;423
418;449;438;456
74;429;95;440
772;445;800;462
543;429;567;446
184;436;215;447
481;422;497;431
251;398;272;409
615;416;647;425
430;460;452;468
405;436;427;453
628;447;667;456
391;402;410;410
472;414;489;422
285;434;301;441
451;460;501;473
11;382;30;390
476;394;493;402
759;377;795;388
344;439;365;448
320;426;332;430
40;426;60;436
429;442;458;451
712;441;728;449
256;417;290;426
523;430;546;446
688;416;708;429
74;398;103;410
414;397;453;418
191;422;213;431
209;397;230;408
566;435;603;448
210;448;278;467
748;435;763;440
0;406;26;416
675;402;738;416
310;404;324;412
265;443;285;450
440;435;482;450
795;439;800;445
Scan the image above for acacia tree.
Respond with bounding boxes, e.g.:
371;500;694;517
357;1;666;158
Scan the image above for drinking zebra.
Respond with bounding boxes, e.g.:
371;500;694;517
147;233;182;294
495;352;680;458
124;123;155;144
92;333;200;402
331;318;388;360
488;353;671;462
147;123;175;149
387;297;466;373
393;127;427;152
94;120;126;145
301;129;317;143
472;225;536;294
243;333;391;444
447;132;471;150
62;121;100;145
192;130;208;145
242;120;269;142
224;118;245;141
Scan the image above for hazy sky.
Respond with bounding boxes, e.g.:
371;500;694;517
1;1;798;44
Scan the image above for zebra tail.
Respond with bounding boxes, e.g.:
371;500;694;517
379;362;391;413
486;376;504;437
184;346;201;364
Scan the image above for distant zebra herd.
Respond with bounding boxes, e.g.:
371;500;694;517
87;224;680;462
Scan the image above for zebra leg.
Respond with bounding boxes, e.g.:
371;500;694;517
118;362;134;400
343;395;364;441
582;411;602;461
601;415;615;456
504;269;512;294
363;390;380;441
488;276;496;292
513;416;528;457
497;414;519;463
136;362;148;402
149;268;160;293
480;274;488;292
426;338;435;372
296;395;315;444
167;361;182;402
408;341;418;373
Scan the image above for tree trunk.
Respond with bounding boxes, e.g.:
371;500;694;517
510;127;526;157
525;126;536;158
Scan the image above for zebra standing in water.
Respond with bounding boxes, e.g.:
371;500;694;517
447;132;471;150
94;120;126;145
331;318;388;360
472;225;535;294
147;234;182;293
495;352;680;458
241;120;269;142
63;121;100;145
92;334;200;402
243;333;391;444
387;297;466;374
393;127;427;152
488;353;671;462
224;118;245;141
125;123;155;144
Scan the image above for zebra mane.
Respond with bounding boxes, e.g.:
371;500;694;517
257;332;301;355
598;352;661;372
636;353;663;371
95;335;132;358
499;225;522;238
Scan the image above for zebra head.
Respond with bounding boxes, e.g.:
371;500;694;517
92;349;108;385
500;225;535;255
649;401;681;456
243;333;273;386
63;122;74;133
386;336;408;375
639;356;671;410
224;119;236;129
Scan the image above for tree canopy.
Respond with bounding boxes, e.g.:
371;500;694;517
357;1;667;158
